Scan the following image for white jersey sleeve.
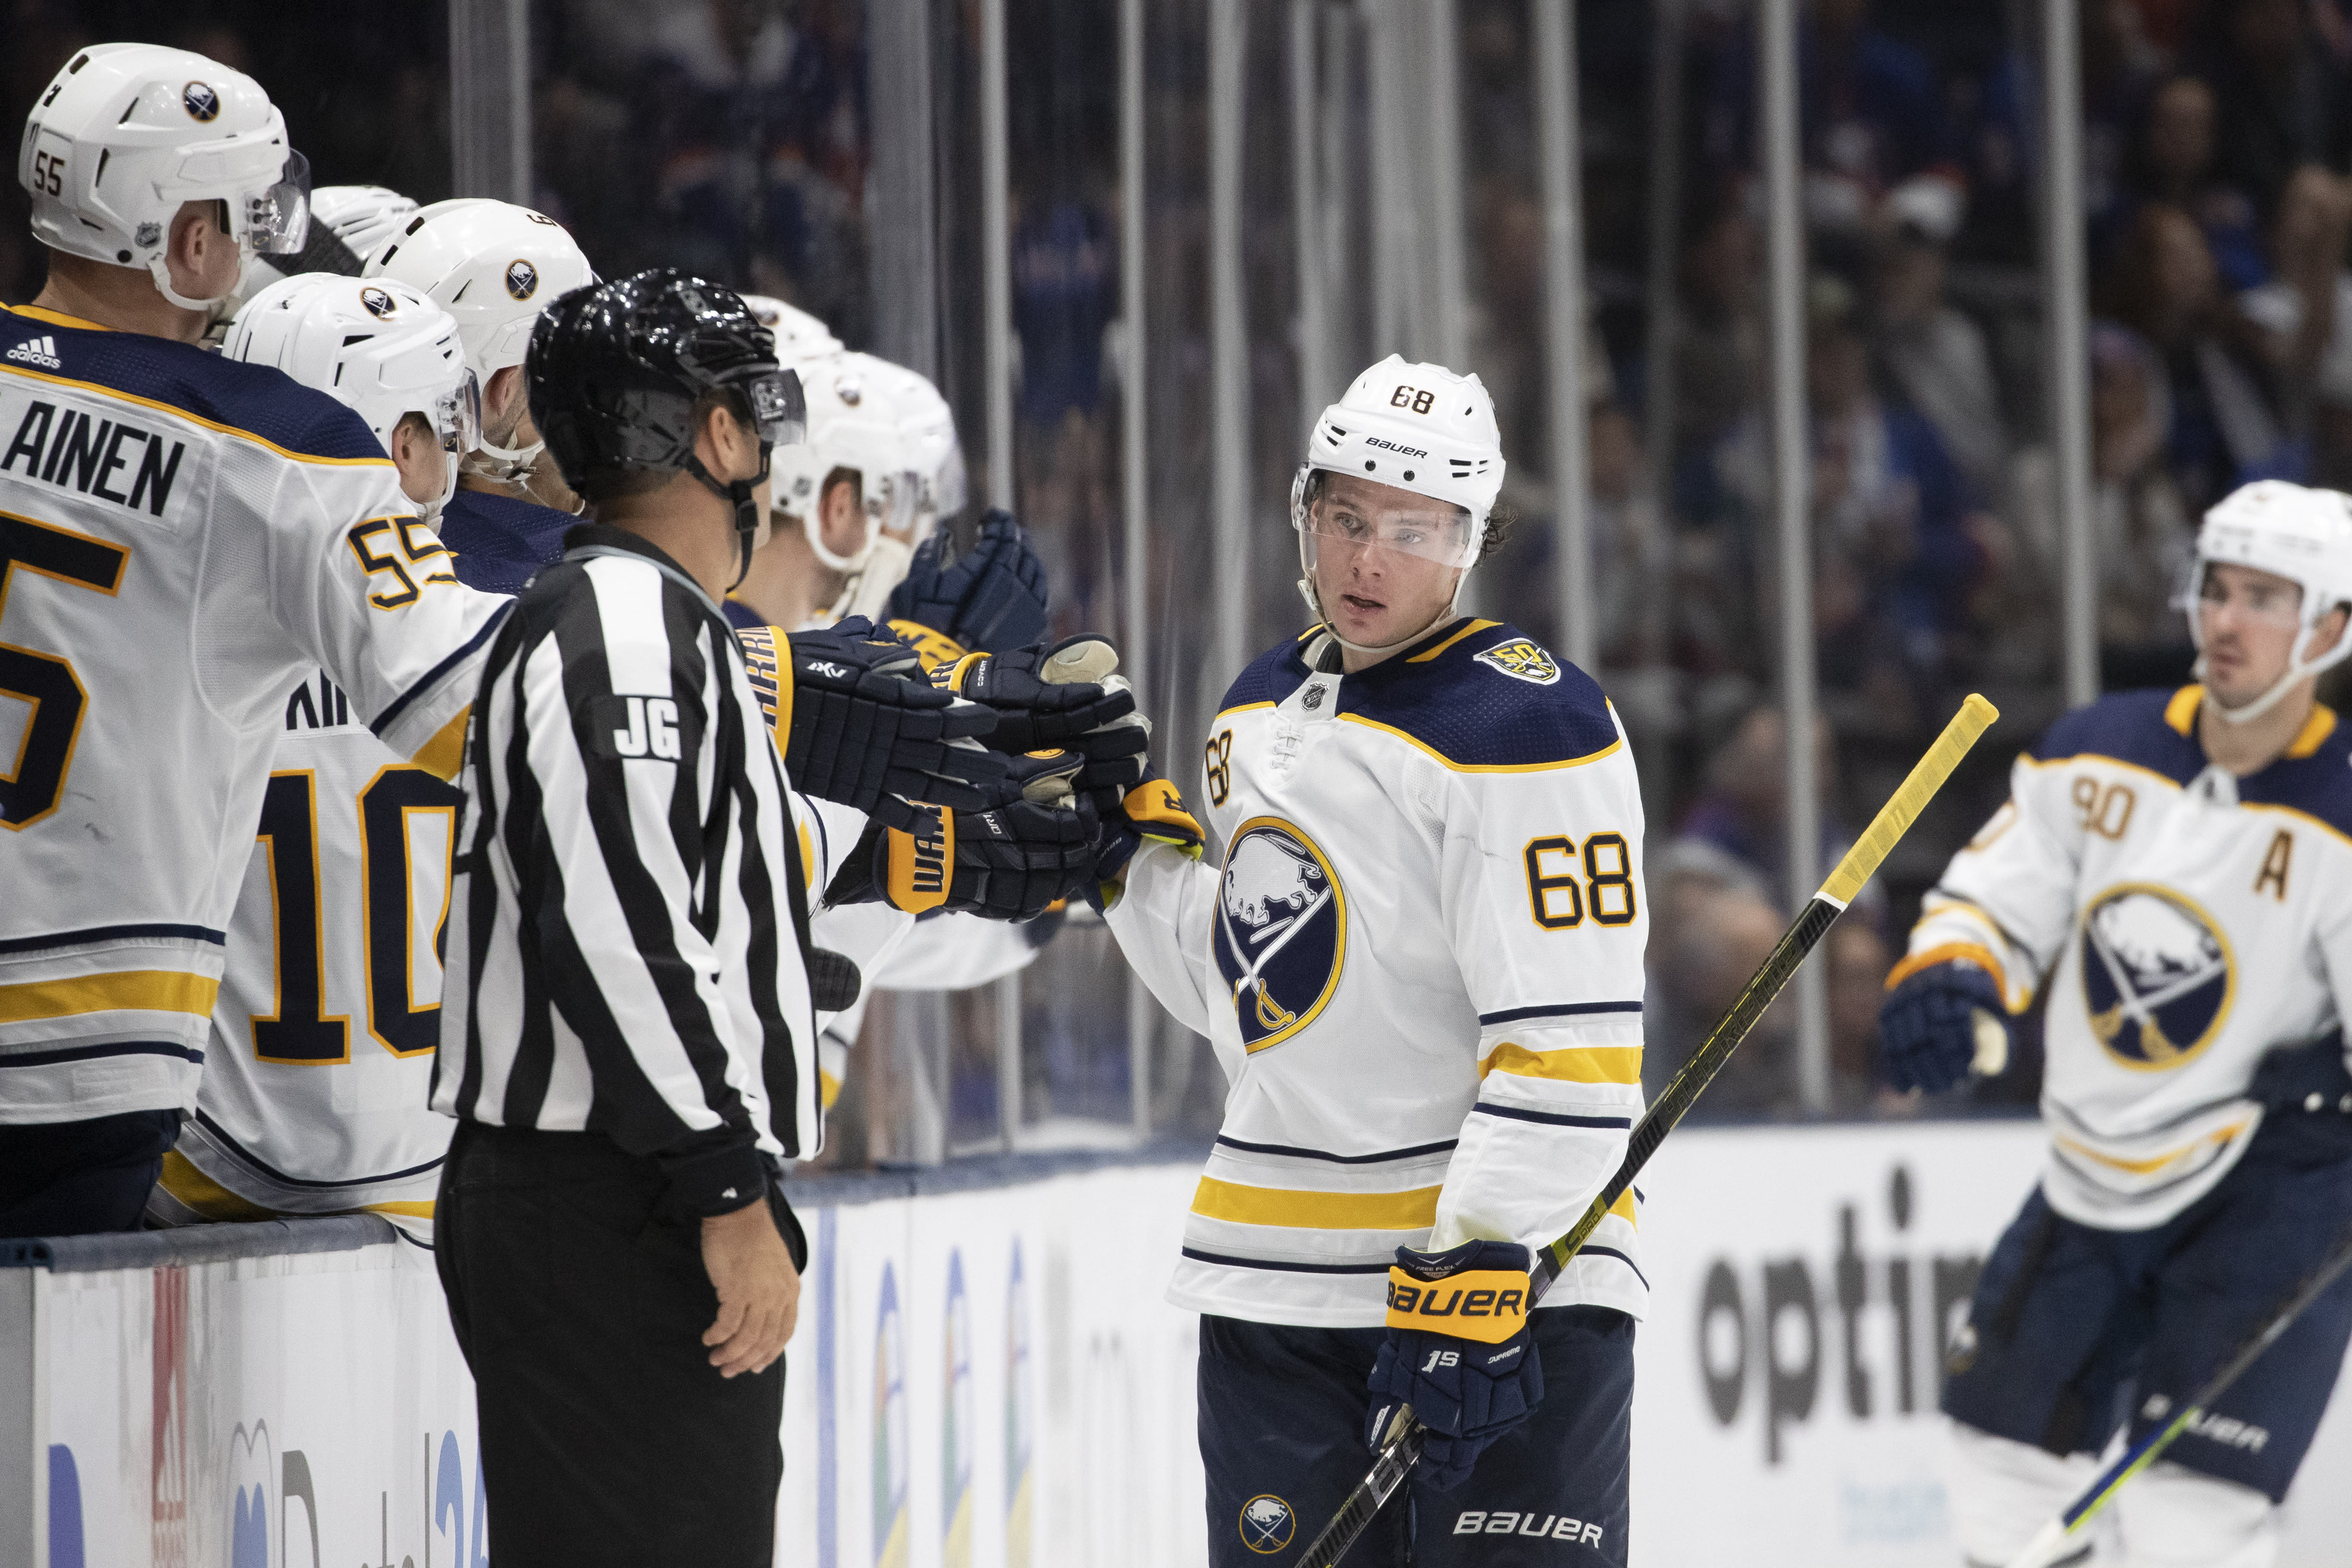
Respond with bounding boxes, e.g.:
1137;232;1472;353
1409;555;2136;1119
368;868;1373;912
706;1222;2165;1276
1426;711;1648;1282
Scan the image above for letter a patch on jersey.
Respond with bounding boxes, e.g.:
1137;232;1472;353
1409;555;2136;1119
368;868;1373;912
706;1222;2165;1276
2080;884;2236;1070
1473;638;1561;685
1213;818;1346;1052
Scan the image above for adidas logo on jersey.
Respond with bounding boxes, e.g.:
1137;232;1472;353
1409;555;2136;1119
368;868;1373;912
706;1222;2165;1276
5;335;61;370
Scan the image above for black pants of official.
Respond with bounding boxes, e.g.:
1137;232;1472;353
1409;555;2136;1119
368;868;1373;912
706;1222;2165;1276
436;1122;808;1567
0;1109;179;1238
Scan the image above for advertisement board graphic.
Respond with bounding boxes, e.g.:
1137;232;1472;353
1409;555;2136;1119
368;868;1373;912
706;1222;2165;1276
941;1250;974;1567
1005;1239;1032;1568
874;1261;910;1568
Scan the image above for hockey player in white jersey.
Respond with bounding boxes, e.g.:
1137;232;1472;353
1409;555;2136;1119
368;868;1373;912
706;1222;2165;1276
1104;356;1646;1565
0;44;508;1237
1882;479;2352;1567
364;197;599;591
142;274;478;1235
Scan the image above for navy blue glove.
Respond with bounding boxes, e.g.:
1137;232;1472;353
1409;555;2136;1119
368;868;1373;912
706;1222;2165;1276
1365;1240;1544;1492
1087;771;1205;910
1879;961;2006;1093
886;508;1050;652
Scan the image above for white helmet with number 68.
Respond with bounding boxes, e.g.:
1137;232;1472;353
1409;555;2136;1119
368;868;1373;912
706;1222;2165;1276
2184;480;2352;723
18;42;312;311
1289;355;1506;655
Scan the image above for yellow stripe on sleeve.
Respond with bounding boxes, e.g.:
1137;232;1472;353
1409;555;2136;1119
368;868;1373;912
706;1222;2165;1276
410;705;471;782
820;1069;842;1111
1884;940;2011;998
0;969;219;1024
1479;1040;1644;1086
1190;1177;1442;1230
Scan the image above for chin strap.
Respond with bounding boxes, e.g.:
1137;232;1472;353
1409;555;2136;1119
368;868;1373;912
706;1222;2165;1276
148;257;238;319
2193;653;2308;726
686;445;773;591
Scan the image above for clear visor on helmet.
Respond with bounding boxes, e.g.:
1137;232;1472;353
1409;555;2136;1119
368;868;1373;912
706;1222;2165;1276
2175;560;2307;632
744;369;808;449
429;368;484;460
241;150;312;256
862;469;924;538
1295;472;1479;570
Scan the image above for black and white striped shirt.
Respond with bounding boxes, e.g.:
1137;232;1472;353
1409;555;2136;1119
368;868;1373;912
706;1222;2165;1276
431;526;820;1213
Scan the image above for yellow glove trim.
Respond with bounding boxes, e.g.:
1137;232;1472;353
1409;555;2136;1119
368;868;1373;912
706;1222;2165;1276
1383;1266;1533;1344
885;618;970;675
884;804;954;913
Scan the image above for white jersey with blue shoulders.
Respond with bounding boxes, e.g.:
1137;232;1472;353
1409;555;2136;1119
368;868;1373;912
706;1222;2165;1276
1899;686;2352;1229
0;305;507;1124
1107;619;1650;1328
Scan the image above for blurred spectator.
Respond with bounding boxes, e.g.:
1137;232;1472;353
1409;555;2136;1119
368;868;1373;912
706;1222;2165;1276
2122;73;2269;290
1717;277;1983;712
2006;325;2199;688
1704;0;1951;241
1647;707;1889;1113
1964;0;2167;266
2200;0;2352;225
1673;202;1768;464
2101;200;2300;505
2236;164;2352;404
1869;175;2010;500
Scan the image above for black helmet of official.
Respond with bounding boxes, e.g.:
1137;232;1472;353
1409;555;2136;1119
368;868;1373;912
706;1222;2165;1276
527;268;807;583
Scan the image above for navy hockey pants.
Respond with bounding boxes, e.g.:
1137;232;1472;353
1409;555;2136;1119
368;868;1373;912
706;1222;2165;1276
0;1109;179;1238
1198;1306;1632;1566
1942;1110;2352;1500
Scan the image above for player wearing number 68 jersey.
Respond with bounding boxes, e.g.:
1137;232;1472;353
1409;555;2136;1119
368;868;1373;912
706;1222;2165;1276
1886;480;2352;1568
1104;358;1646;1566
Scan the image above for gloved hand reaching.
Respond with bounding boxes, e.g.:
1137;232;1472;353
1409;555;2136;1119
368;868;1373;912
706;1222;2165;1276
936;636;1150;794
885;508;1050;653
1088;770;1205;910
1364;1238;1545;1492
1879;960;2008;1093
823;751;1102;922
738;621;1012;834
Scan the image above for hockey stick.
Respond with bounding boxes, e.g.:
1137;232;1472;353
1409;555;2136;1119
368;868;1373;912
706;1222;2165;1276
1298;692;2001;1568
2002;1216;2352;1568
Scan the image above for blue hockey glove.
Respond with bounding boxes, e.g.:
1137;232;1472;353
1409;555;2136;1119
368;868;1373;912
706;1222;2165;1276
886;508;1050;652
1088;771;1206;910
1879;961;2006;1093
1365;1239;1544;1492
824;753;1101;922
739;621;1013;835
936;637;1149;777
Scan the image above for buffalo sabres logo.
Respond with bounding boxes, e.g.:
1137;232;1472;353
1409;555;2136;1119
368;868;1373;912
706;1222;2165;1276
2080;885;2235;1070
358;286;397;320
504;258;539;300
183;81;220;122
1475;637;1561;685
1214;819;1345;1051
1239;1495;1296;1554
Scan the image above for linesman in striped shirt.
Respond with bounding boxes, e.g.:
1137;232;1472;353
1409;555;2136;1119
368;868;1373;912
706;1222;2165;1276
431;270;1005;1563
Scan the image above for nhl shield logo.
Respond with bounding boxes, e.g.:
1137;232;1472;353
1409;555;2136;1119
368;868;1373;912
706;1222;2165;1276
1214;818;1345;1052
183;81;220;122
504;258;539;300
1475;637;1561;685
2080;884;2235;1070
358;286;397;320
1239;1495;1296;1555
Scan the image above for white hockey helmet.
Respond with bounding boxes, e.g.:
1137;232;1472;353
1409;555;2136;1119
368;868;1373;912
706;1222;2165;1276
310;184;420;260
222;274;478;517
738;292;846;361
19;42;312;311
2184;479;2352;722
363;198;596;478
773;351;959;574
1290;355;1506;654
